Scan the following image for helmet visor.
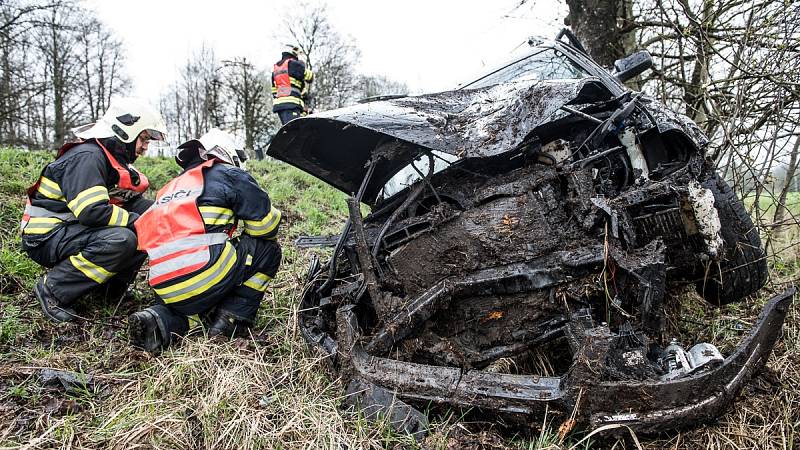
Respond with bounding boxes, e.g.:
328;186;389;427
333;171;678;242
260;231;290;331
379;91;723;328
144;129;166;141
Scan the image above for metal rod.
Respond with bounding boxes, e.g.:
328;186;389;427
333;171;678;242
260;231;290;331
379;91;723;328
318;160;378;295
560;105;603;124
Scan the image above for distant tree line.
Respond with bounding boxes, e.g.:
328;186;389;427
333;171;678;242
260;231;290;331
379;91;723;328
0;0;127;148
0;0;409;153
157;1;410;155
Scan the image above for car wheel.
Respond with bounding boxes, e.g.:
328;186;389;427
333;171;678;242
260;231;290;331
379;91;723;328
695;172;768;305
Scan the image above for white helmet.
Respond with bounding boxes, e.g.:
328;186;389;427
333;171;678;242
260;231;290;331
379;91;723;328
177;128;247;167
75;97;167;143
283;44;299;57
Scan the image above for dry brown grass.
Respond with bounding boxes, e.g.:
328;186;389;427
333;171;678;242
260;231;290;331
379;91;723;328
1;154;798;449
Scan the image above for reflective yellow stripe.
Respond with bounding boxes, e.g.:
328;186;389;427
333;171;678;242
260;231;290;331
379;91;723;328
273;96;303;106
198;206;233;215
291;78;303;87
107;205;130;227
69;252;114;284
109;205;120;225
199;206;234;226
304;69;313;82
243;207;281;237
40;177;60;191
204;217;233;226
38;177;65;200
22;217;62;235
243;272;272;292
68;186;110;217
154;242;237;303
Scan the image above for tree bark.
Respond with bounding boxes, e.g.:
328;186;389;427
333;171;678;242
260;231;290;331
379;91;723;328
565;0;634;67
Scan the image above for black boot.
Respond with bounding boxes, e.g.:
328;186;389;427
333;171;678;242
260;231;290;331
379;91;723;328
128;307;169;353
34;276;76;323
208;309;252;338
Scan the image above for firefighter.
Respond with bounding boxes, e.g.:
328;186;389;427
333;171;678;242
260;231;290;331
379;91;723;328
21;97;167;323
128;129;282;352
271;45;314;125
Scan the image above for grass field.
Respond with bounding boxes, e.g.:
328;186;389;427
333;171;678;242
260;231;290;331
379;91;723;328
0;148;798;449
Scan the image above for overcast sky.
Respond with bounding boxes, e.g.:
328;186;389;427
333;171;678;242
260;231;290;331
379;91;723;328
84;0;566;104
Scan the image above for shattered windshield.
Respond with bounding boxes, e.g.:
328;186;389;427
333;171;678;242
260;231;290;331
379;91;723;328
462;48;589;90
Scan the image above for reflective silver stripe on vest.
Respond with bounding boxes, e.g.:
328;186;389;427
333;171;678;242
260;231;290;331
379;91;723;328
155;242;237;302
146;233;230;260
148;247;211;280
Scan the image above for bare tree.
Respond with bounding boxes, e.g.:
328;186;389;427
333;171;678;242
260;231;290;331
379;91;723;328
76;18;128;122
222;57;275;154
631;0;799;255
0;0;130;148
159;51;279;155
511;0;799;261
358;74;409;99
0;0;56;146
36;1;82;146
281;2;362;111
160;46;225;146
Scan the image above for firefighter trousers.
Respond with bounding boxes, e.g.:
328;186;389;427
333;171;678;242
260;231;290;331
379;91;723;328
23;224;146;305
150;235;282;338
276;107;303;125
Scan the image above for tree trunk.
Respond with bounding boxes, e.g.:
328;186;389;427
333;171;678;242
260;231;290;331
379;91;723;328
565;0;634;67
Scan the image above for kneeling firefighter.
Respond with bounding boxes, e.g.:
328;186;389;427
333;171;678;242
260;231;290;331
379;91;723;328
21;97;167;322
128;129;282;352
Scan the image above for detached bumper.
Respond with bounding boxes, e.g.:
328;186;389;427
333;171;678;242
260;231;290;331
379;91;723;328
318;288;794;433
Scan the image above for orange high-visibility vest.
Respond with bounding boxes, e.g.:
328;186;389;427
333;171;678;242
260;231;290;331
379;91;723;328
135;159;229;286
20;138;149;231
273;59;302;99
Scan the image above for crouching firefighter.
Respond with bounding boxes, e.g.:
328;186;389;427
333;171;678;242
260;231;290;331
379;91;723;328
21;98;167;323
128;128;282;352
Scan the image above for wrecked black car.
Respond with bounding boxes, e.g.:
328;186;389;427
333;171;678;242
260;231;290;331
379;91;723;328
267;30;793;436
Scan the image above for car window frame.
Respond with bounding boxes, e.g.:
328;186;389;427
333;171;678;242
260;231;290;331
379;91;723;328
459;41;628;97
459;47;590;90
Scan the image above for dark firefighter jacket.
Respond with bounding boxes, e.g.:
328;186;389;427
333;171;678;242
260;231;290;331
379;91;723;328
20;139;151;246
135;156;281;303
272;55;314;112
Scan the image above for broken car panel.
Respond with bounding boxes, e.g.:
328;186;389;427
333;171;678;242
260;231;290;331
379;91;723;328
268;29;787;437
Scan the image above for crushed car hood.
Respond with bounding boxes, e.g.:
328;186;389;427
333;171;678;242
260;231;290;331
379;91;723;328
267;78;611;204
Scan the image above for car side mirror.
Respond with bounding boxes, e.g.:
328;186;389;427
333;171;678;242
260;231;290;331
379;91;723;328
613;50;653;82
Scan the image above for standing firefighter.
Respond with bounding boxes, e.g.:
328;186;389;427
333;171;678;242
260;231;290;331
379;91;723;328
271;45;314;125
129;129;282;352
21;98;167;322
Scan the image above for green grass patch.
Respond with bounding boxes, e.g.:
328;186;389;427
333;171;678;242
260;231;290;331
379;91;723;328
0;148;52;195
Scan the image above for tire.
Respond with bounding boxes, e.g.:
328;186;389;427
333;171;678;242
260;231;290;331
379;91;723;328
695;172;768;306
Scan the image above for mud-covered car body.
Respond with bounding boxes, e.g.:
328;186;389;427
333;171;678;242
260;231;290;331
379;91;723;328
268;31;789;437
